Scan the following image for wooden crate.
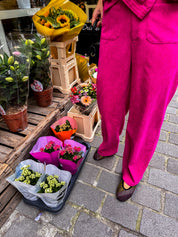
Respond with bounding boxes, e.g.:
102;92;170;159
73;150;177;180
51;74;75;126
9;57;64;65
50;58;80;94
49;36;78;64
0;91;72;228
67;104;101;142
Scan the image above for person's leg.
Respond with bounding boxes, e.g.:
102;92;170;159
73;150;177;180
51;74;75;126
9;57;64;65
122;1;178;187
97;0;132;156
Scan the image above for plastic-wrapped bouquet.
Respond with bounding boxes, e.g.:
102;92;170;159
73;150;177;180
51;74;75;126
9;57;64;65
70;83;97;115
58;139;86;174
39;140;61;153
38;174;65;193
15;165;42;185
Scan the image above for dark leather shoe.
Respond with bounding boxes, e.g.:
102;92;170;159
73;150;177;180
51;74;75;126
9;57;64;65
116;178;136;202
93;149;115;161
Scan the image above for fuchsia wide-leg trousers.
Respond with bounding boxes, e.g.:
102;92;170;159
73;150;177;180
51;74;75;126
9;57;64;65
97;0;178;186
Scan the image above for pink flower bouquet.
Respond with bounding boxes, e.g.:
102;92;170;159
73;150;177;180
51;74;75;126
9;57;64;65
30;136;63;166
58;139;86;175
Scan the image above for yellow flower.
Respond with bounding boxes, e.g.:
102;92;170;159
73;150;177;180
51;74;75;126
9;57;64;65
22;76;29;82
10;66;15;71
46;51;50;57
41;38;46;44
56;15;70;28
5;77;13;82
8;56;14;65
36;55;41;60
81;96;92;106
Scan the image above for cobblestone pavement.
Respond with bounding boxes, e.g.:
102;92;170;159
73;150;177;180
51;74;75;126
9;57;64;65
1;90;178;237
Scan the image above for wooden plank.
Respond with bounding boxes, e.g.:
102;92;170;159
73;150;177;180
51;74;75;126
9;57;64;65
0;130;23;148
0;164;13;193
0;121;35;136
0;145;13;155
0;185;17;212
28;113;45;125
0;192;22;229
28;103;57;115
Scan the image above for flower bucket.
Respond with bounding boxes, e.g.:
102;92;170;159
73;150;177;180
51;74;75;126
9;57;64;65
2;105;28;132
50;116;77;142
33;86;53;107
30;136;63;167
58;139;86;174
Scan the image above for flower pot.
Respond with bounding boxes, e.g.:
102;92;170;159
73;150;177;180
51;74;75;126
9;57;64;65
59;157;83;175
2;106;28;132
33;86;53;107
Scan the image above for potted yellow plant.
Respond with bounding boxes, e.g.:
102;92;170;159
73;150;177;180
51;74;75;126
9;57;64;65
0;53;29;132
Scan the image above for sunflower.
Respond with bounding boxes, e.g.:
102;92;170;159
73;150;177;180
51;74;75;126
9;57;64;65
81;96;92;106
40;19;46;25
56;15;70;28
44;21;53;29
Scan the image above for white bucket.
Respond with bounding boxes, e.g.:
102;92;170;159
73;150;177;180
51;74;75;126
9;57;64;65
17;0;31;8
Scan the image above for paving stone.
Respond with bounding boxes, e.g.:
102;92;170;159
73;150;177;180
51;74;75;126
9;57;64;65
166;107;177;115
101;195;139;231
131;183;161;211
97;170;120;194
90;135;103;148
162;122;178;133
167;158;178;175
168;114;178;123
169;133;178;145
118;230;138;237
54;233;69;237
47;204;78;231
115;158;123;174
148;153;165;170
3;215;50;237
148;168;178;194
68;182;105;212
16;200;39;219
159;130;167;141
78;163;100;185
156;141;178;158
116;143;125;157
87;148;116;171
140;208;178;237
168;100;178;108
164;193;178;219
73;212;113;237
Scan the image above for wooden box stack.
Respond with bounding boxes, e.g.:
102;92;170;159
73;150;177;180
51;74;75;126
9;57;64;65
49;36;80;94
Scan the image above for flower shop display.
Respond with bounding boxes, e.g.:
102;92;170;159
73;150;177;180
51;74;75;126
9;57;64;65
58;139;86;174
32;0;87;41
67;103;101;142
89;64;98;84
70;83;97;115
50;116;77;142
30;136;63;167
18;34;53;107
0;52;29;132
36;164;71;207
6;159;45;201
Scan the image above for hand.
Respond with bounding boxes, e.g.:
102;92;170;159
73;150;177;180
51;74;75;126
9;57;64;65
91;0;103;27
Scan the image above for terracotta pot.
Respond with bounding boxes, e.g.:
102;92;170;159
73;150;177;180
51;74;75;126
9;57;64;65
3;106;28;132
33;87;53;107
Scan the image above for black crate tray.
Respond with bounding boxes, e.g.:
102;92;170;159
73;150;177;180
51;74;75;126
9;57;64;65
23;140;91;213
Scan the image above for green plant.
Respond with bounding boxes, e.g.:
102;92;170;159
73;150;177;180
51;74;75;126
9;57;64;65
18;34;51;90
0;53;29;111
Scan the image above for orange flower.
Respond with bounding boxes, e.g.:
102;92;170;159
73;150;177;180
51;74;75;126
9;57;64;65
81;96;92;106
40;19;46;25
56;15;70;28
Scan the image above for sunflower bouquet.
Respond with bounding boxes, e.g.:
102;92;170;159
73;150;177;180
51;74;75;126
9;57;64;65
38;7;80;30
70;83;97;115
